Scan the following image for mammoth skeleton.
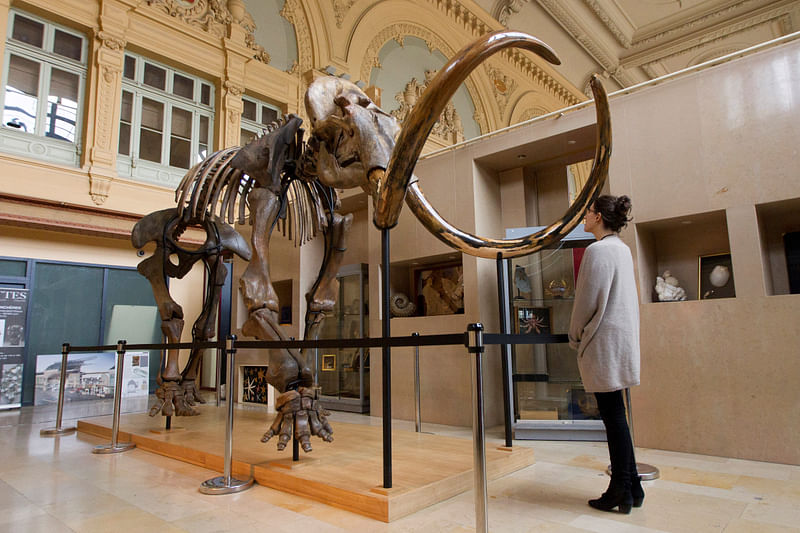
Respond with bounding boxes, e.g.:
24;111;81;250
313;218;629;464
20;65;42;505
132;30;611;452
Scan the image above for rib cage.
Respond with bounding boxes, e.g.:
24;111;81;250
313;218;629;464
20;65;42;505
173;146;335;247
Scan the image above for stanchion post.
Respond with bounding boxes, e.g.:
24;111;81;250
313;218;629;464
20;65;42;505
381;228;392;489
626;388;659;481
200;335;254;494
215;343;223;407
496;255;514;447
413;332;421;433
93;341;136;454
606;388;660;481
40;343;77;436
467;323;488;533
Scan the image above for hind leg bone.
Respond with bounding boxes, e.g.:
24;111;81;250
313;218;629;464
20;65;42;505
178;254;228;411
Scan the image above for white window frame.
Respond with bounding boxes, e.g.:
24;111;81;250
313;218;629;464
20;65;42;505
0;9;87;166
117;53;214;189
240;94;282;146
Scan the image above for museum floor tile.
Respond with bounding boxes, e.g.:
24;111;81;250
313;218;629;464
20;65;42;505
1;401;799;532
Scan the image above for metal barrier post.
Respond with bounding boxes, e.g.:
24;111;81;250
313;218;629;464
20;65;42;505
626;388;659;481
215;344;223;407
606;388;660;480
41;343;77;436
381;228;392;489
200;335;254;494
467;323;488;533
496;256;514;447
413;332;421;433
93;341;136;454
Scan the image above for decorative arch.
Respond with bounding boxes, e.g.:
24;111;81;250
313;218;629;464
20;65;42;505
279;0;314;71
508;89;553;126
356;22;489;135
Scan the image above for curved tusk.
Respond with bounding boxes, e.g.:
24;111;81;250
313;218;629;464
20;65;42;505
404;74;611;259
373;30;561;229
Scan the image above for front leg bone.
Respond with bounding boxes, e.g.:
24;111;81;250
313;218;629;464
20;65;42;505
262;388;333;452
240;187;312;390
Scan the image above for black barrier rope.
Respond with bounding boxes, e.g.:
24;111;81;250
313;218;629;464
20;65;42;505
63;332;569;353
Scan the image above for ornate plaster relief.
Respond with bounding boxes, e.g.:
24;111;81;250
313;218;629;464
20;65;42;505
392;70;465;143
145;0;269;62
361;24;488;134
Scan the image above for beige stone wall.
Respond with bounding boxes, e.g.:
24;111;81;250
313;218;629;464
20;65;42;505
413;39;800;464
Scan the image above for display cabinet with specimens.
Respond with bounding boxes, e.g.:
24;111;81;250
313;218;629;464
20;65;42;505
505;225;605;440
317;263;369;413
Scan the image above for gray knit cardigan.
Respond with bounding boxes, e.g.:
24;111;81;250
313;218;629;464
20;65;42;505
568;234;640;393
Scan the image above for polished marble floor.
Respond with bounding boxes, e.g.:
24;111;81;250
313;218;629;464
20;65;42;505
1;400;799;532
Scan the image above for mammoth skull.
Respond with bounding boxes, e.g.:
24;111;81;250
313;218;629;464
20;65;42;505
305;30;612;260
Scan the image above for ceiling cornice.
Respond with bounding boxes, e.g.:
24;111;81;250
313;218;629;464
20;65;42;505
633;0;769;47
536;0;638;86
621;2;796;68
582;0;634;48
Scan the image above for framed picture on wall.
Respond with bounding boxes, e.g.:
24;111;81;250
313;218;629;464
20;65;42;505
516;307;552;335
413;262;464;316
698;253;735;299
322;353;336;371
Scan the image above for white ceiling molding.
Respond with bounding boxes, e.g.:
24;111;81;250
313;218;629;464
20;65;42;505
536;0;639;87
490;0;800;91
623;5;797;68
582;0;635;48
631;0;764;47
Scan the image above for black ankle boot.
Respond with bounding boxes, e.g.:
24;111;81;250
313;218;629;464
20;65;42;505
588;483;633;514
631;476;644;507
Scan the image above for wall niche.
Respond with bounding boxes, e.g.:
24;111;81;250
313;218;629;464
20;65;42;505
756;197;800;296
636;210;734;302
388;252;463;318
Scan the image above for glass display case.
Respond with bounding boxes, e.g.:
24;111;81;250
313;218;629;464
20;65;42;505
505;226;605;440
317;263;369;413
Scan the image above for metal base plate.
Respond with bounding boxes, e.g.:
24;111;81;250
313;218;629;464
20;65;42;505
92;442;136;454
40;426;76;436
606;462;660;480
636;463;660;481
199;475;254;495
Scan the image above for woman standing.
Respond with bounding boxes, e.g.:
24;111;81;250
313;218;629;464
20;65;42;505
568;194;643;513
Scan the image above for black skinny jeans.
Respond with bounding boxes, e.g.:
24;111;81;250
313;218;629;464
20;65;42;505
594;390;638;488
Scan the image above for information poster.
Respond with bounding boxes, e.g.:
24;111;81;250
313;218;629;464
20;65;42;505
34;351;149;406
0;288;28;409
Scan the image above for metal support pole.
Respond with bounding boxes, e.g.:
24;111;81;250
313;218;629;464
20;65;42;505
606;388;660;481
467;323;488;533
93;341;136;454
381;228;392;489
626;388;659;481
215;345;223;407
200;335;254;494
413;332;421;433
41;343;76;436
496;256;514;447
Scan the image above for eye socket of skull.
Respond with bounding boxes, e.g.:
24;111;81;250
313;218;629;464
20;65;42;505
310;115;343;144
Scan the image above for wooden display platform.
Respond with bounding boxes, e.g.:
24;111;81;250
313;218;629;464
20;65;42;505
77;405;534;522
